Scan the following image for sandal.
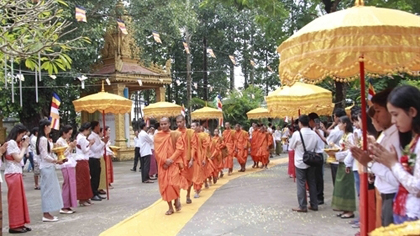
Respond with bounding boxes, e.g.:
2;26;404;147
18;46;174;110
165;209;174;215
341;214;355;219
34;187;41;190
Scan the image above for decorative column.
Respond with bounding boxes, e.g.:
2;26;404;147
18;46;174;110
111;84;127;148
155;86;166;102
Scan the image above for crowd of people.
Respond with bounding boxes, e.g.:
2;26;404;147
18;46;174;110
132;115;283;214
0;120;115;233
285;85;420;236
0;84;419;234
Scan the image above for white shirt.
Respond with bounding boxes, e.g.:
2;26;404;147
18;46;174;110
28;135;35;153
134;135;141;148
314;129;325;153
38;137;56;169
289;127;318;169
139;130;153;157
343;129;362;171
149;134;155;150
88;132;105;159
274;130;282;141
56;137;77;168
249;127;254;139
5;140;23;175
75;133;91;161
391;139;420;219
30;135;39;163
326;126;344;164
267;127;273;134
371;125;401;194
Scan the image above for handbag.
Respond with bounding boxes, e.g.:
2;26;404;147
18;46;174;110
298;131;323;167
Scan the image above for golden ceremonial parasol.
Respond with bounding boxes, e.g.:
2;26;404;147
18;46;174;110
276;1;420;235
191;106;223;120
266;82;334;117
142;101;182;119
73;81;132;200
246;107;271;120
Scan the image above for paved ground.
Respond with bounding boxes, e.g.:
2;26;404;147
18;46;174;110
178;161;359;236
1;154;360;236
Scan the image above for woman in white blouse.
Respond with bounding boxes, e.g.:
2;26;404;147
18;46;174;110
35;119;65;222
371;85;420;223
56;125;77;214
4;124;31;233
329;116;356;219
75;122;95;206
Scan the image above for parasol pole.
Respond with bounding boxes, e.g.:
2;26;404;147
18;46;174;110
359;55;368;236
103;109;109;200
100;81;109;201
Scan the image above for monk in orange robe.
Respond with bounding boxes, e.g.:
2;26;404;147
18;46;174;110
260;126;273;169
210;128;224;183
250;124;261;168
191;122;207;198
201;127;216;188
222;122;235;175
175;115;195;204
154;117;184;215
234;124;249;172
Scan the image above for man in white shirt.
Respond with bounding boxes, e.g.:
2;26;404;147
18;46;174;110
289;115;320;212
351;89;401;227
249;123;256;140
308;113;326;205
131;130;141;172
88;121;109;201
321;108;346;186
139;123;154;183
30;127;40;189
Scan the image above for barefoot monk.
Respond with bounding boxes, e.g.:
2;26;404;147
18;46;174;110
154;117;184;215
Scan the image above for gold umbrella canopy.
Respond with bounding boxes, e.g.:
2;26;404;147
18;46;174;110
191;107;223;120
72;84;132;114
246;107;271;120
277;0;420;86
266;82;333;118
142;102;181;119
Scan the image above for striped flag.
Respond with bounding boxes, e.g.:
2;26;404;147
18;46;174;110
216;94;223;127
49;93;61;130
117;19;128;35
152;31;162;43
207;48;216;58
250;60;256;67
75;6;87;22
181;104;186;117
229;55;236;65
183;41;190;54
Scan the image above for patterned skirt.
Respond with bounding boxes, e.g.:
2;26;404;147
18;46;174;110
331;163;356;211
40;166;64;212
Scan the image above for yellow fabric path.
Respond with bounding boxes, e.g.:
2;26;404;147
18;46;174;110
100;157;288;236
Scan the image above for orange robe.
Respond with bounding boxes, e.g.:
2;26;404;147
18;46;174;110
257;133;271;165
202;133;216;178
154;130;184;202
191;133;208;191
177;127;195;190
210;136;224;175
234;130;249;165
250;130;260;162
222;129;235;169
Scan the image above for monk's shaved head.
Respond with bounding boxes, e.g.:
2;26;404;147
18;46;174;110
160;117;170;132
160;117;170;122
176;115;185;121
176;115;185;129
